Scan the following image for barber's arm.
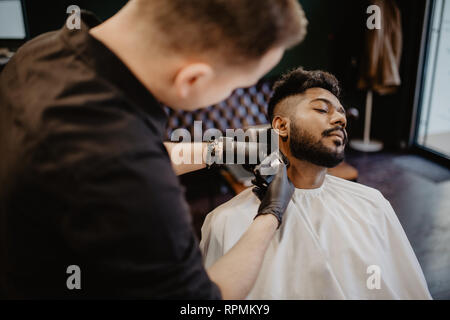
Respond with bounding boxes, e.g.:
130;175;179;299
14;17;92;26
206;163;294;299
164;139;261;175
164;142;207;175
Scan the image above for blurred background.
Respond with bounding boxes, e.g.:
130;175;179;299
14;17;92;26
0;0;449;299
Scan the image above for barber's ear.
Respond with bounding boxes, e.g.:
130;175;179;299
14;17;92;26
272;116;289;141
174;63;214;99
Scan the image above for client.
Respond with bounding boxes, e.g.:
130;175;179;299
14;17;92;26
200;68;432;299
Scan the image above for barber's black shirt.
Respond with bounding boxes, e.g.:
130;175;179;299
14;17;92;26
0;12;221;299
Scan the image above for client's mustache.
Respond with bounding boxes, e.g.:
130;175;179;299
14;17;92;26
322;127;348;144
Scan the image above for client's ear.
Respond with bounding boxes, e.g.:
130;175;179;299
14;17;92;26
173;63;214;99
272;116;289;142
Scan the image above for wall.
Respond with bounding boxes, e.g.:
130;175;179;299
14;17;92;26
267;0;428;150
23;0;428;150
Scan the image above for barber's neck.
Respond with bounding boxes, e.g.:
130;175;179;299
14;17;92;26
281;145;327;190
88;2;177;104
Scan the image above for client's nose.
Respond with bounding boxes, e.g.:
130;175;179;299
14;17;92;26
331;110;347;128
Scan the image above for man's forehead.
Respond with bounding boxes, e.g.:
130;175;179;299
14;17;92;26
288;87;343;110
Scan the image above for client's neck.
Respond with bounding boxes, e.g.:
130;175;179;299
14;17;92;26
281;146;327;190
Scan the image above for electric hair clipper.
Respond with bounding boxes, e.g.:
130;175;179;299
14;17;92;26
252;150;289;190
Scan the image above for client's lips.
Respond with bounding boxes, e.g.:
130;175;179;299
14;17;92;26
328;131;344;140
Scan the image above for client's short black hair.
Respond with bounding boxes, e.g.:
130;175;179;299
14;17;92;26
268;68;341;122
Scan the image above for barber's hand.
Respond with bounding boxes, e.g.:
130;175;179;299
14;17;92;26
252;163;294;228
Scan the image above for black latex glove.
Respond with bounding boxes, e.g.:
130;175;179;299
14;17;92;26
251;174;270;200
252;163;295;228
251;150;290;200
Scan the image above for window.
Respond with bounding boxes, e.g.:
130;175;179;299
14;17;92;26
0;0;26;40
415;0;450;160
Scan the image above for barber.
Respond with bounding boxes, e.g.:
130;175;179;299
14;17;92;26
0;0;307;299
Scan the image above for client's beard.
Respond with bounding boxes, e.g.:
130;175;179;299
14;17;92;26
289;122;346;168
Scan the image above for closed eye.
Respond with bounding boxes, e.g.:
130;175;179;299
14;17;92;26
315;109;328;114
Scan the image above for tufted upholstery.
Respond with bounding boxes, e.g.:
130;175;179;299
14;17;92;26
164;80;274;140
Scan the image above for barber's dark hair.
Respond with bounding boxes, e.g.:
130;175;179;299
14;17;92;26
268;68;341;122
137;0;308;64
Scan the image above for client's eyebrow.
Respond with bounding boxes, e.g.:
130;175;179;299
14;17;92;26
310;98;345;114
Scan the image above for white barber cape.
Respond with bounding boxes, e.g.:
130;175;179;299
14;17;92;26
200;174;432;299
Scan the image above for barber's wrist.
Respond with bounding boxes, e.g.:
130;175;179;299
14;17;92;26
255;204;284;228
253;213;278;231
